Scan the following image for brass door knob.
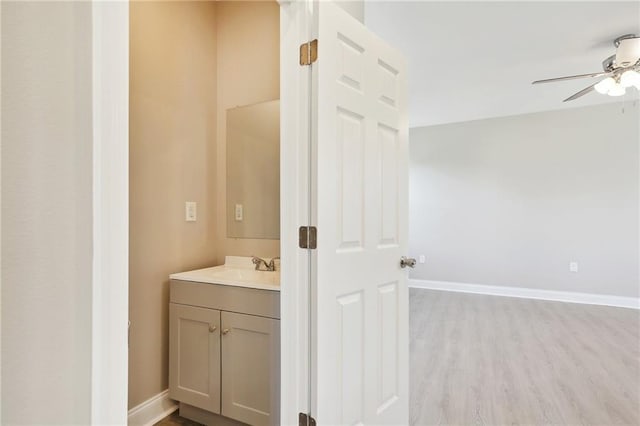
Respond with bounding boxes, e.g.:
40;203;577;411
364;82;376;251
222;328;231;335
209;325;217;333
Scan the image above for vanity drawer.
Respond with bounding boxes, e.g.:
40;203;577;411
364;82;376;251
170;279;280;319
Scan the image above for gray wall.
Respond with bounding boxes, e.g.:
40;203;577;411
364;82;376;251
1;2;93;423
409;102;639;298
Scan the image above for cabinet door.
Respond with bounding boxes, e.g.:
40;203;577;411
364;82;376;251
221;311;280;426
169;303;221;413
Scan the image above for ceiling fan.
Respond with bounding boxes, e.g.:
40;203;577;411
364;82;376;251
532;34;640;102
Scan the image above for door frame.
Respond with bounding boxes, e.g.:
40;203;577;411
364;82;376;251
279;0;313;423
92;0;314;422
91;1;129;424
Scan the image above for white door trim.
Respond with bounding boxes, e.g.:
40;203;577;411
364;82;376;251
91;1;129;423
280;1;313;423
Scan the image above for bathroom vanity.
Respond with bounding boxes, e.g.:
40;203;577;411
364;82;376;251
168;99;281;426
168;257;280;426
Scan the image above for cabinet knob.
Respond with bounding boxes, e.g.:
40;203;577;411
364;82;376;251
222;328;231;335
209;325;217;333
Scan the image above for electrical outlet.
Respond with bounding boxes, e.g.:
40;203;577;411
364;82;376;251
235;204;243;221
185;202;197;222
419;255;426;264
569;261;578;273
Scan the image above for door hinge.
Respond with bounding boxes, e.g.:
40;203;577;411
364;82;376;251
299;412;317;426
299;226;317;249
300;39;318;66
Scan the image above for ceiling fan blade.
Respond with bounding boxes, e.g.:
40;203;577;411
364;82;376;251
532;71;610;84
563;84;596;102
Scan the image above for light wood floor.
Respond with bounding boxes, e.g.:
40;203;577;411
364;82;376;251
410;289;640;426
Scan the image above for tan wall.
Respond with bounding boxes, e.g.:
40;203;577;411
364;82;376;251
129;1;218;408
129;1;280;409
215;1;280;264
1;2;93;422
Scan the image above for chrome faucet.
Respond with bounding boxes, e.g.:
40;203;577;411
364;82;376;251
251;256;269;270
267;256;280;272
251;256;279;272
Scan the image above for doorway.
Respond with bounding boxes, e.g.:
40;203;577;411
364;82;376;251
128;1;281;424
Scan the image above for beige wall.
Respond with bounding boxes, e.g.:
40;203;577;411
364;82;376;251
1;2;93;423
409;103;639;297
215;1;280;264
129;1;280;409
129;1;219;408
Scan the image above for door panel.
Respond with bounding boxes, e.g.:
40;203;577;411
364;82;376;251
313;1;409;424
378;281;400;411
169;303;221;413
221;311;280;426
379;124;400;247
337;291;365;424
336;108;365;251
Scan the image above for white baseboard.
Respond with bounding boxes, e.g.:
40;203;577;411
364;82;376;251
128;389;178;426
409;279;640;310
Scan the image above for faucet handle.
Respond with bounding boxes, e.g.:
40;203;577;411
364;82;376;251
267;256;280;271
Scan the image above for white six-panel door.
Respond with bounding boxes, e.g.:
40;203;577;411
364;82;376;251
312;2;409;424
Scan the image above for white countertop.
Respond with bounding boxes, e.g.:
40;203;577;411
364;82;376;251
170;256;280;292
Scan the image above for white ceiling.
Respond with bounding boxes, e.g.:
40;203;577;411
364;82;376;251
365;1;640;127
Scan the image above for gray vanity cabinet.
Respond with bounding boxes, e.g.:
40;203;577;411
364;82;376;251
169;304;221;414
169;279;280;426
221;311;280;426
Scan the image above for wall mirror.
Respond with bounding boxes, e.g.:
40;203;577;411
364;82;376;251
226;99;280;239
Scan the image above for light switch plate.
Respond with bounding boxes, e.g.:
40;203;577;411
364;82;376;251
235;204;243;221
185;202;197;222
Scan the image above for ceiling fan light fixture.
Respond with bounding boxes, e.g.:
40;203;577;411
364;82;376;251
532;35;640;102
607;83;626;97
620;70;640;89
594;77;615;94
615;37;640;67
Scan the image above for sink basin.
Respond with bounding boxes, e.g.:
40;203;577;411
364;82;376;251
193;266;279;286
169;256;280;291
